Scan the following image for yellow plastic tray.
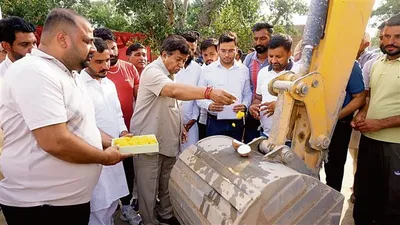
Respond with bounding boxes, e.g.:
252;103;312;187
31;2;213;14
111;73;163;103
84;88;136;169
112;134;159;154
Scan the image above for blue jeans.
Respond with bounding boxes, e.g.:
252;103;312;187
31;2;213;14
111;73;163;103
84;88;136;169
206;114;244;141
244;114;260;143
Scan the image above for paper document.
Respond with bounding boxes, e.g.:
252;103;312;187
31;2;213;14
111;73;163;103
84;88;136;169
217;104;239;120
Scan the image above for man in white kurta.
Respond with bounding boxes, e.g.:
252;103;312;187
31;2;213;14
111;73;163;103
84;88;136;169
175;60;202;152
175;31;202;152
79;38;130;225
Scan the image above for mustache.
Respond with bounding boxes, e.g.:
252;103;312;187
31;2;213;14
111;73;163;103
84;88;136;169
99;69;108;73
385;44;400;49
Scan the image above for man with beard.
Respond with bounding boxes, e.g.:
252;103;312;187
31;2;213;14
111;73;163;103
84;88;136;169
0;16;37;157
94;28;140;223
0;9;129;225
200;38;219;67
197;38;219;139
175;31;202;152
352;14;400;225
243;22;274;143
80;38;138;225
126;43;147;75
198;32;252;140
0;16;37;77
249;34;300;138
347;22;386;203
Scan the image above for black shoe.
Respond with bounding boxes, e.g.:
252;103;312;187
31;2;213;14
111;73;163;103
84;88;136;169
131;198;139;212
157;215;181;225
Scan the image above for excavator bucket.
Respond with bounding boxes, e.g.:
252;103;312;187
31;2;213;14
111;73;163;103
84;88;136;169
169;136;344;225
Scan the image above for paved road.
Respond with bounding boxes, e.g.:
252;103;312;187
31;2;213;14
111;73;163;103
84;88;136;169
0;152;356;225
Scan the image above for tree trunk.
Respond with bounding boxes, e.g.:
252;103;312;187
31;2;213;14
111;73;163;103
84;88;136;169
177;0;189;29
198;0;225;27
165;0;175;26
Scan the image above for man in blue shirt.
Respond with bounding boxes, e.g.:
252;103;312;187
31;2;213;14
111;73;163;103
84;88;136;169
324;61;366;192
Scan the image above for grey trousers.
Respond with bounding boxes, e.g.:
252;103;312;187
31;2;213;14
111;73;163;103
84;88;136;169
134;153;177;225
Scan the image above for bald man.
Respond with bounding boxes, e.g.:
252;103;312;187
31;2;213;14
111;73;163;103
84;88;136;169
357;32;377;68
0;9;131;225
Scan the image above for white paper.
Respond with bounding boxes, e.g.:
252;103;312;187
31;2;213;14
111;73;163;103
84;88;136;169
217;104;238;120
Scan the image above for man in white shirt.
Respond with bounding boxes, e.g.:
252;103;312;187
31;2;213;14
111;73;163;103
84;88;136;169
198;32;252;141
0;16;37;77
0;16;37;155
198;38;219;139
175;31;202;151
249;34;299;138
0;9;130;225
79;38;139;225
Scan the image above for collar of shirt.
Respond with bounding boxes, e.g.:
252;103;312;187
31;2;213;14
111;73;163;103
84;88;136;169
180;60;196;72
80;69;99;83
381;54;400;62
31;48;75;77
268;59;294;71
215;58;241;70
250;51;269;64
3;54;12;69
154;56;174;79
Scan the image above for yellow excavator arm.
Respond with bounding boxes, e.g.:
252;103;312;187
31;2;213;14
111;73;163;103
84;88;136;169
169;1;376;224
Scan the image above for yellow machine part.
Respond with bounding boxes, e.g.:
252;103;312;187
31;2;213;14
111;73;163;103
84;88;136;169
170;0;375;224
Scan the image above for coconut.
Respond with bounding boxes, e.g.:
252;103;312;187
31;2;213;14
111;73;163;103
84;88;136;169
237;145;251;157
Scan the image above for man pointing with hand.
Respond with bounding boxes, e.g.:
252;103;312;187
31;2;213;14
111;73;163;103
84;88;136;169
131;34;236;225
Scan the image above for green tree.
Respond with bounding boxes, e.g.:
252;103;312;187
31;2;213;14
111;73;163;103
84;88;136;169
373;0;400;23
1;0;91;26
206;0;263;51
84;1;133;32
116;0;174;52
265;0;308;26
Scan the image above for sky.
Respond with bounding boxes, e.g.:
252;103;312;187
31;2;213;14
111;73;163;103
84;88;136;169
291;0;384;35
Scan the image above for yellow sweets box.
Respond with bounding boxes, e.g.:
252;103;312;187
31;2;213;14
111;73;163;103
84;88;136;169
112;134;159;154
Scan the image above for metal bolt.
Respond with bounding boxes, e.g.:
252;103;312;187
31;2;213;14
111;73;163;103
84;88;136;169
300;84;309;95
322;137;331;148
312;80;319;88
317;135;331;149
281;148;294;164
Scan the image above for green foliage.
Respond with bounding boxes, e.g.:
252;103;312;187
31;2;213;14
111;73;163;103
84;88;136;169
265;0;308;26
116;0;174;52
373;0;400;24
85;1;133;32
1;0;309;54
0;0;91;26
204;0;263;51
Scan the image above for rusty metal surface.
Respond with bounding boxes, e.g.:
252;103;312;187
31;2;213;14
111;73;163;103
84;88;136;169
170;136;344;225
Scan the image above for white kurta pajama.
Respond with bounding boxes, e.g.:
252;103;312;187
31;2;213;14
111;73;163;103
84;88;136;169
175;61;202;152
79;70;129;225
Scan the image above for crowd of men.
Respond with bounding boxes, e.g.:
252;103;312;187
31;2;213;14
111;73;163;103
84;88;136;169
0;8;398;225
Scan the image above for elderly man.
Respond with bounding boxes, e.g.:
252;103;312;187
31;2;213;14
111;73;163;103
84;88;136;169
131;34;236;225
0;9;129;225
